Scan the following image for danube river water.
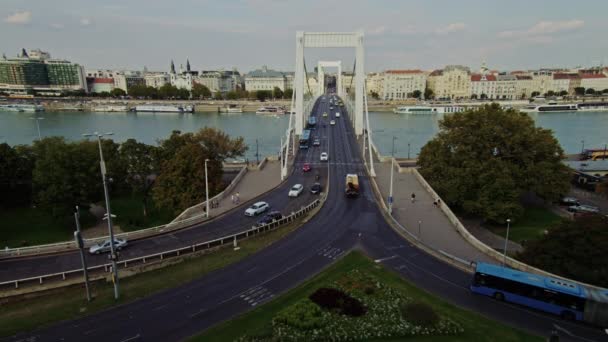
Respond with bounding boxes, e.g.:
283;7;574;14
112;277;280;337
1;110;607;159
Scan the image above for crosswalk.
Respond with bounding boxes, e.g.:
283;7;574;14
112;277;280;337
317;246;344;260
239;286;274;307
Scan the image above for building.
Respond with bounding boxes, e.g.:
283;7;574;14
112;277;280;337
580;73;608;93
366;72;384;96
427;65;471;99
515;75;534;98
0;48;86;95
381;70;426;100
114;72;145;93
169;59;198;91
551;73;579;95
196;70;239;93
470;74;497;99
245;66;287;92
144;72;170;89
495;74;518;99
87;78;114;93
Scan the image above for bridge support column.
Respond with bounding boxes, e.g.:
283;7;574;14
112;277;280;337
354;32;364;136
294;32;305;135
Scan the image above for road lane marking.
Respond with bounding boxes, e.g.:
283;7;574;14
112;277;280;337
374;255;398;263
119;334;141;342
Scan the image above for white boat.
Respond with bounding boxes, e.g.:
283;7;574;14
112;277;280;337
255;106;285;115
93;105;129;112
577;102;608;112
134;105;194;113
393;105;465;114
0;104;45;112
521;103;578;113
220;104;243;113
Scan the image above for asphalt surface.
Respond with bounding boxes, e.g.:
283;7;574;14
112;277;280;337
5;96;608;342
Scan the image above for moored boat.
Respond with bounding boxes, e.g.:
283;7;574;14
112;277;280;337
134;105;194;113
255;106;285;115
0;103;45;112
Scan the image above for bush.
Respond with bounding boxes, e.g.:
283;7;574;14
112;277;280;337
400;301;439;327
309;287;367;317
274;300;326;330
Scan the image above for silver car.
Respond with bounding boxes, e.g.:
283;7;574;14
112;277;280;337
89;238;128;254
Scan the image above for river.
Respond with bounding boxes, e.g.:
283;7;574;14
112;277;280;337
1;110;607;159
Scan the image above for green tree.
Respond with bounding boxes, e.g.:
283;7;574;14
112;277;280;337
0;143;34;207
418;104;570;223
120;139;158;216
226;91;238;100
545;90;556;97
273;87;284;99
192;83;212;99
213;91;224;100
559;90;569;96
370;91;379;100
152;128;247;214
586;88;596;95
128;84;149;98
574;87;585;96
411;90;422;99
531;91;541;98
256;90;271;102
159;84;179;99
517;214;608;287
602;88;608;94
284;88;293;99
176;87;190;100
110;88;126;97
424;88;434;100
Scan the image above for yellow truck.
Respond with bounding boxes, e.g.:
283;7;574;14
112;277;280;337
345;174;359;197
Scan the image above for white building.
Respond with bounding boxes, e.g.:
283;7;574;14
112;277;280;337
113;71;145;93
495;74;518;99
144;72;170;88
580;73;608;92
427;65;471;99
244;66;287;92
366;72;384;96
169;59;198;91
381;70;426;100
470;74;497;99
515;75;534;98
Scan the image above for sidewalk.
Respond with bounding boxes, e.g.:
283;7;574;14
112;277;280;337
373;160;496;264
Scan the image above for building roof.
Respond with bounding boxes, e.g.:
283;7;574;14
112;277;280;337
515;75;532;80
385;69;424;74
429;69;443;76
580;73;607;79
471;74;496;82
510;70;528;75
553;73;580;80
88;78;114;84
246;66;285;78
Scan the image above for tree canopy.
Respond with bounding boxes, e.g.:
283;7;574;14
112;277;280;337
192;83;212;99
517;214;608;287
418;104;570;223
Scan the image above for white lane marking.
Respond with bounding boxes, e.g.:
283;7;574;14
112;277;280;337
374;255;398;263
190;308;207;318
119;334;141;342
152;304;168;311
553;323;599;342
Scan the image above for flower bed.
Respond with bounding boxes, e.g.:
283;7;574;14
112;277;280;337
237;269;464;341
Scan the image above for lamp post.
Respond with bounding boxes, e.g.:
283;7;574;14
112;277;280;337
205;159;210;218
503;218;511;266
581;140;585;155
82;131;120;300
418;220;422;240
73;206;91;302
30;116;44;141
388;136;397;215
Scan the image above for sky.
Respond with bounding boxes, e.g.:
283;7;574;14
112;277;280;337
1;0;607;73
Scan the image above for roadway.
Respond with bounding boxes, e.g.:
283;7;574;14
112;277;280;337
5;96;607;342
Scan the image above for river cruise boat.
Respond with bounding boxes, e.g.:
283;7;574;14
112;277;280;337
134;105;194;113
0;103;45;112
220;104;243;113
393;105;465;114
93;105;129;112
521;103;578;112
255;106;285;115
577;102;608;112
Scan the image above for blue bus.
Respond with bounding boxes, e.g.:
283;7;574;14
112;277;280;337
471;262;588;321
307;116;317;128
299;129;311;149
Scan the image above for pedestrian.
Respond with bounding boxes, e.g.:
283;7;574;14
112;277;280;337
410;192;416;203
436;198;441;206
433;200;437;206
236;192;240;204
231;194;235;204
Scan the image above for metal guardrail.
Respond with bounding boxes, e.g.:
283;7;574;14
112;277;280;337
0;199;322;292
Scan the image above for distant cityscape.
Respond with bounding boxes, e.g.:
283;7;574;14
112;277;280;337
1;48;608;100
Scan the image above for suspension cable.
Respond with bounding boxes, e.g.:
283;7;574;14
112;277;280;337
302;57;313;97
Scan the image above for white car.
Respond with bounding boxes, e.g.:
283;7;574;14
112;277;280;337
335;112;341;117
244;201;270;216
320;152;328;161
288;184;304;197
330;120;336;125
89;238;128;254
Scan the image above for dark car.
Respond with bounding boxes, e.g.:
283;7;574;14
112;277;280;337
310;182;323;194
256;211;283;226
559;197;580;206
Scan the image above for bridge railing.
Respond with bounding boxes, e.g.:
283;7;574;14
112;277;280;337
0;198;322;293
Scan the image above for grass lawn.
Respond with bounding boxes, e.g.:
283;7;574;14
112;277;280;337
110;193;174;232
487;206;562;244
194;252;541;342
0;220;301;338
0;206;96;248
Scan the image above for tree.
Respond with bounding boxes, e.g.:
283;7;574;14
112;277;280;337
586;88;596;95
559;90;569;97
152;128;247;214
370;91;379;100
517;214;608;287
159;84;179;99
531;91;541;98
602;89;608;94
424;88;434;100
0;143;34;207
480;93;488;100
574;87;585;96
226;91;239;100
128;84;150;98
192;83;211;99
411;90;422;99
418;104;570;223
120;139;158;216
213;91;224;100
284;88;293;99
273;87;284;99
255;90;271;102
545;90;556;97
110;88;126;97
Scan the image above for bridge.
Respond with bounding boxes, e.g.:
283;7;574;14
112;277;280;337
3;32;607;342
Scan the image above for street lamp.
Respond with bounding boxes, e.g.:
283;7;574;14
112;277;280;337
407;141;411;160
29;116;44;141
503;218;511;266
205;159;210;218
581;140;585;155
388;136;397;215
418;220;422;240
82;131;120;300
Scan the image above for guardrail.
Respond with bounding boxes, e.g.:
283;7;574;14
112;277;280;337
1;166;249;259
0;198;322;294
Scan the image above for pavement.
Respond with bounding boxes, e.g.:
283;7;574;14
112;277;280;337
4;96;607;342
373;161;496;263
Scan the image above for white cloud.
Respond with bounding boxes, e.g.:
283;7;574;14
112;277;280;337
498;19;584;38
80;18;92;26
435;22;466;35
4;11;32;24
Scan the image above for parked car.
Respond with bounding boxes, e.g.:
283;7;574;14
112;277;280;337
289;184;304;197
244;201;270;216
302;163;312;172
311;182;323;194
320;152;328;161
313;139;321;146
330;120;336;126
89;238;128;255
559;197;580;206
567;204;600;214
257;211;283;226
335;112;341;117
